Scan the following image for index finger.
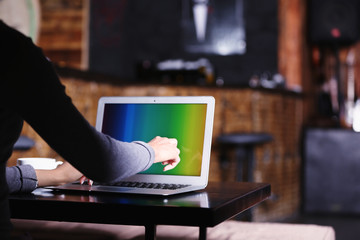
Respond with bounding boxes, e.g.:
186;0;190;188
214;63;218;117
163;156;181;171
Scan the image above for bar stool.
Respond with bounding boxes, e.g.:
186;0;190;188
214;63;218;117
13;135;35;151
217;133;273;182
217;133;272;221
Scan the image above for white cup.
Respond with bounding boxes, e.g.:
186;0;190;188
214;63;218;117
17;158;63;170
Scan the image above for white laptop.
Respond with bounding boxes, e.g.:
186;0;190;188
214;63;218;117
51;96;215;196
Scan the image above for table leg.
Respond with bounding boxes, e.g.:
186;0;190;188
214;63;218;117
145;224;157;240
199;226;207;240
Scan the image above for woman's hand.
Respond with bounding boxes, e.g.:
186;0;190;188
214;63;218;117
35;161;92;187
148;136;181;171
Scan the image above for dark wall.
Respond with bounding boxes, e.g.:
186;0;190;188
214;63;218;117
89;0;278;86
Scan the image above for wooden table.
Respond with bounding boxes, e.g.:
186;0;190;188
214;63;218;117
9;182;271;240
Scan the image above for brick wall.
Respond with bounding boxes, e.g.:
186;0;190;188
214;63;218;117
37;0;84;69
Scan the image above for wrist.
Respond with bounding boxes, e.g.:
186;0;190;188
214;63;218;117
53;168;68;186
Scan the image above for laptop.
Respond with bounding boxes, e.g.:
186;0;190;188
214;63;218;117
50;96;215;196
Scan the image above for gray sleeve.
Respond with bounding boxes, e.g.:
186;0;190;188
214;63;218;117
100;139;155;183
133;141;155;171
6;165;38;194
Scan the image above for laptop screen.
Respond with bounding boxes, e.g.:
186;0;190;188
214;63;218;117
101;103;207;176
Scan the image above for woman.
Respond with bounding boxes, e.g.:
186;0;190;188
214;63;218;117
0;20;180;239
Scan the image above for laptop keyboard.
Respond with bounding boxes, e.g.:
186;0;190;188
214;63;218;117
90;181;190;190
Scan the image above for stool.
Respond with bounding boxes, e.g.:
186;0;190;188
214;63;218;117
13;135;35;151
217;133;273;221
217;133;273;182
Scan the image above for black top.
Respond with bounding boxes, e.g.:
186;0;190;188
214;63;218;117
0;21;154;238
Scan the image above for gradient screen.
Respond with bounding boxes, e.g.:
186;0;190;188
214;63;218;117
101;103;207;176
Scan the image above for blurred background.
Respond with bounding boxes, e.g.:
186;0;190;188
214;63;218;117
3;1;360;239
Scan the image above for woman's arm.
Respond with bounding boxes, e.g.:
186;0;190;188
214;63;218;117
6;161;89;194
35;161;85;187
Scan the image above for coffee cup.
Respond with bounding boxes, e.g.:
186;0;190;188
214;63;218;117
17;158;63;170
